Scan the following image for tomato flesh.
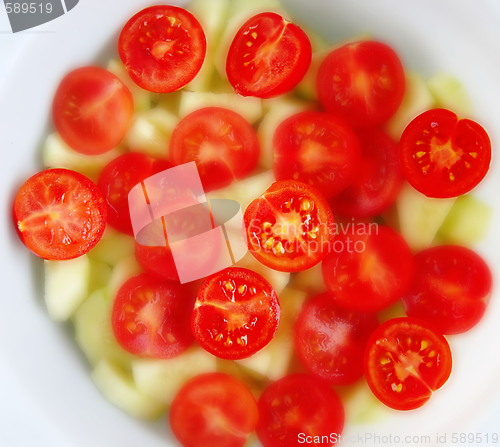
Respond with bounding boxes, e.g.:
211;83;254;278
273;111;361;198
256;374;344;447
399;108;491;198
119;5;206;93
226;12;312;98
112;274;194;358
52;67;133;155
364;317;452;411
402;245;492;335
191;267;280;360
14;169;106;260
170;373;258;447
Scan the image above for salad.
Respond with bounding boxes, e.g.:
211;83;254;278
10;0;495;446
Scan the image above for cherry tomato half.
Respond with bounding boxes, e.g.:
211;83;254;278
14;169;106;260
169;107;260;192
317;41;405;128
273;111;361;198
226;12;312;98
329;128;404;218
170;373;259;447
112;273;194;358
295;293;379;385
119;5;206;93
191;267;280;360
402;245;492;335
256;374;344;447
52;67;133;155
399;108;491;198
364;317;452;411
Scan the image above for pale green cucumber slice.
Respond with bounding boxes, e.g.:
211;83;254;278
44;255;90;321
132;347;217;404
377;301;406;324
87;227;136;266
91;359;166;420
290;261;327;295
108;255;143;300
397;182;456;251
385;71;435;141
88;259;113;294
438;195;493;245
42;132;125;182
427;72;473;116
179;91;262;124
107;59;151;112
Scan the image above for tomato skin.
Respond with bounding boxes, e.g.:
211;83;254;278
294;293;379;385
402;245;492;335
244;180;335;273
170;373;259;447
317;41;405;128
112;273;194;358
226;12;312;98
135;243;180;282
53;67;133;155
364;317;452;411
169;107;260;192
329;128;404;218
399;108;491;198
273;111;361;199
322;225;414;312
14;169;106;260
119;5;206;93
191;267;280;360
256;374;344;447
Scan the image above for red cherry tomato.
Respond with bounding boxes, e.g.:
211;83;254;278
170;373;259;447
273;111;361;198
322;225;414;312
14;169;106;260
317;41;405;128
226;12;312;98
402;245;492;335
364;317;453;411
294;293;379;385
191;267;280;360
399;108;491;198
256;374;344;447
329;128;404;217
169;107;260;192
112;273;194;358
244;180;335;272
52;67;133;155
118;5;206;93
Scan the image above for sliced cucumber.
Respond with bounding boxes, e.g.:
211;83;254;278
108;255;143;300
44;255;90;321
438;195;492;245
88;259;113;294
377;300;406;324
107;59;151;112
290;261;327;295
91;359;166;421
42;132;125;182
235;345;274;380
427;72;473;116
179;91;262;124
132;347;217;404
397;182;456;251
87;227;136;266
385;71;435;141
73;288;136;368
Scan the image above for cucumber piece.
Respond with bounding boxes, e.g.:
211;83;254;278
126;107;179;159
377;300;406;324
73;288;136;368
179;91;262;124
87;227;136;266
397;182;456;251
108;255;143;300
44;255;90;321
107;59;151;112
385;71;435;141
91;359;166;421
235;345;274;380
427;72;473;116
290;261;327;295
438;195;492;245
132;347;217;404
42;132;125;182
88;258;112;294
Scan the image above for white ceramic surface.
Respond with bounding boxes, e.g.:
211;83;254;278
1;1;500;446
